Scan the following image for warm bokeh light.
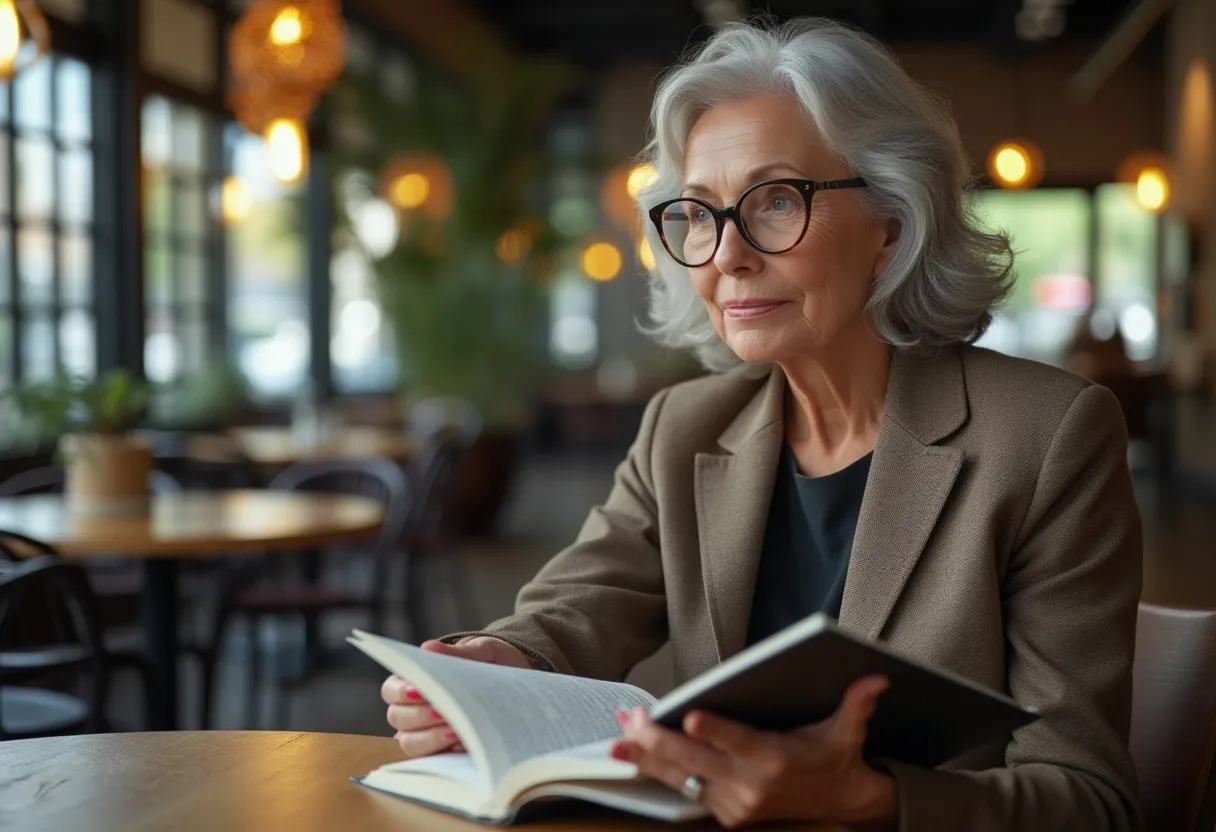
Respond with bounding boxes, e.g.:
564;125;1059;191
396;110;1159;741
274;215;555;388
987;140;1043;189
994;147;1028;184
265;118;307;184
637;237;656;271
0;1;20;76
389;173;431;210
581;242;623;281
1135;167;1169;212
626;163;658;199
221;176;254;224
496;228;530;264
269;6;306;46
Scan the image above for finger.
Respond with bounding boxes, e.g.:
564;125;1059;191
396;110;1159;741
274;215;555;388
621;708;733;782
611;739;694;795
387;703;446;733
829;675;889;746
683;710;763;756
397;723;462;759
421;638;501;664
380;675;426;705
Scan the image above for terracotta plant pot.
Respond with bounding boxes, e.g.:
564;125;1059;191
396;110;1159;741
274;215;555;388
61;433;153;517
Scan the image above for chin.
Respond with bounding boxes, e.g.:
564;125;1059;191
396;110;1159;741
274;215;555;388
724;330;789;364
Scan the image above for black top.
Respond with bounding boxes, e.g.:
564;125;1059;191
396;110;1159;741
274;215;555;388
745;444;873;646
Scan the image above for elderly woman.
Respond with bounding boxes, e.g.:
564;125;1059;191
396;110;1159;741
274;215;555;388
383;19;1141;831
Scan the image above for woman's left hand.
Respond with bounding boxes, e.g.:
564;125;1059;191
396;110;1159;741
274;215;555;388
610;675;898;830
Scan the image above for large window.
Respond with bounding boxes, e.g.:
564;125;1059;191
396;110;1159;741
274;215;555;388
326;23;407;394
0;55;96;385
972;185;1159;366
227;127;308;399
141;95;222;384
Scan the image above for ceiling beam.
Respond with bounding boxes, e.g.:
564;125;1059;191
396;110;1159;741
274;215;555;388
1068;0;1175;100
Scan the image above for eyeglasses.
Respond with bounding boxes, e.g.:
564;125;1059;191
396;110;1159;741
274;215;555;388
647;177;868;268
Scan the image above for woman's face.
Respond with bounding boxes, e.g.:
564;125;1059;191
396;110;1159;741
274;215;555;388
680;94;896;364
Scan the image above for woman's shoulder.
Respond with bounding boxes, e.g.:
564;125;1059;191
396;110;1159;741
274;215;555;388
956;345;1124;441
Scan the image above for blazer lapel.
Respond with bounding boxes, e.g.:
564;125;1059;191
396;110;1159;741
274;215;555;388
838;348;968;640
695;367;785;662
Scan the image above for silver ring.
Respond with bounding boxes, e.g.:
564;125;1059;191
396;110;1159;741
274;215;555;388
680;774;705;801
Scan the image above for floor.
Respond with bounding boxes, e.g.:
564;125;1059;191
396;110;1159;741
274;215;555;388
102;445;1216;738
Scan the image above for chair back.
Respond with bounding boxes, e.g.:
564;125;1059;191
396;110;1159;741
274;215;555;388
0;529;59;563
267;458;412;594
1130;601;1216;831
406;398;482;544
0;555;106;739
0;466;183;496
408;397;482;449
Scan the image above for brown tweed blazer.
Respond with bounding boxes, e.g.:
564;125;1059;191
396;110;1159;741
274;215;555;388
453;345;1143;831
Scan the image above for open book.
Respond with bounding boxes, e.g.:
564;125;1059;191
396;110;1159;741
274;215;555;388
348;614;1037;825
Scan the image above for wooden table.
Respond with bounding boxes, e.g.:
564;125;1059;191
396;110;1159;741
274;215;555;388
190;426;415;468
0;491;385;730
0;732;832;831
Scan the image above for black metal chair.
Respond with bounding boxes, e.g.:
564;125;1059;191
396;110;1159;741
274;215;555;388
197;457;412;729
0;555;106;740
0;468;184;731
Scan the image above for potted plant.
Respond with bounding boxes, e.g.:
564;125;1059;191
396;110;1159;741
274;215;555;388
332;53;579;533
4;370;153;516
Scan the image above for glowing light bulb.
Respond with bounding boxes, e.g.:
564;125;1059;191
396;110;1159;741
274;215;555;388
221;176;253;224
994;146;1029;186
582;242;622;281
265;118;307;184
389;173;430;209
1135;167;1168;212
626;163;658;198
269;6;305;46
0;0;21;78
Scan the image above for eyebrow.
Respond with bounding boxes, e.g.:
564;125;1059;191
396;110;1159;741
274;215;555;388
683;162;805;198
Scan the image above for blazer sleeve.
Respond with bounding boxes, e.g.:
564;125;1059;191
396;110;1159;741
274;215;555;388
881;383;1143;831
439;387;671;681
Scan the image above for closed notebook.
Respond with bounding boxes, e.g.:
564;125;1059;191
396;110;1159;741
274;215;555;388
348;613;1037;825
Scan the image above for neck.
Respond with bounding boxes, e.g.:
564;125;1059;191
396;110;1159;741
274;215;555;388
778;323;890;456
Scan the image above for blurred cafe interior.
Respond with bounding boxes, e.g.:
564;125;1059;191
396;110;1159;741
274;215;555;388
1;0;1216;824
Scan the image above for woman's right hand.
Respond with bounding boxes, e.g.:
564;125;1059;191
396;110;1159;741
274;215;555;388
382;636;532;758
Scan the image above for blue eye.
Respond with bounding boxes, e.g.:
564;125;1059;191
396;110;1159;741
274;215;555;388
770;196;791;212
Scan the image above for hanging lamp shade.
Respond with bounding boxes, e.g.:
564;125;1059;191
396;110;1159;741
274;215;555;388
0;0;50;81
228;79;316;135
229;0;346;94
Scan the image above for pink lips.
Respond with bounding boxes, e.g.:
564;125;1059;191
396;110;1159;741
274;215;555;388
721;300;789;319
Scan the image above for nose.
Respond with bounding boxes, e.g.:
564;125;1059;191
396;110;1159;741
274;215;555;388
712;217;762;278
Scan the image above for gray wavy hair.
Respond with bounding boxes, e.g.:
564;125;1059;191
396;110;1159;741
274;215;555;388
636;18;1014;371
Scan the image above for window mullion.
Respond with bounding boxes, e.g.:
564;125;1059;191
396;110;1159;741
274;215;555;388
7;80;20;383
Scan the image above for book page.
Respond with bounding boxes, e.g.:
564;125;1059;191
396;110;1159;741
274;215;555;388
351;632;655;782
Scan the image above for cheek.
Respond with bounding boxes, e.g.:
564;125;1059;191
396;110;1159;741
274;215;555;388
785;223;873;304
689;268;725;324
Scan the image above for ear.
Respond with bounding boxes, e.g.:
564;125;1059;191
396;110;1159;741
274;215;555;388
873;218;901;277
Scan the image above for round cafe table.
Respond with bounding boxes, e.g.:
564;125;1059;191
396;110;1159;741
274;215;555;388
0;491;385;731
0;732;835;831
189;425;415;468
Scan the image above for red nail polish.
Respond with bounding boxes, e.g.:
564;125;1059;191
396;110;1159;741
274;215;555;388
431;708;443;720
405;687;422;701
615;709;628;727
445;728;458;741
609;743;630;761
